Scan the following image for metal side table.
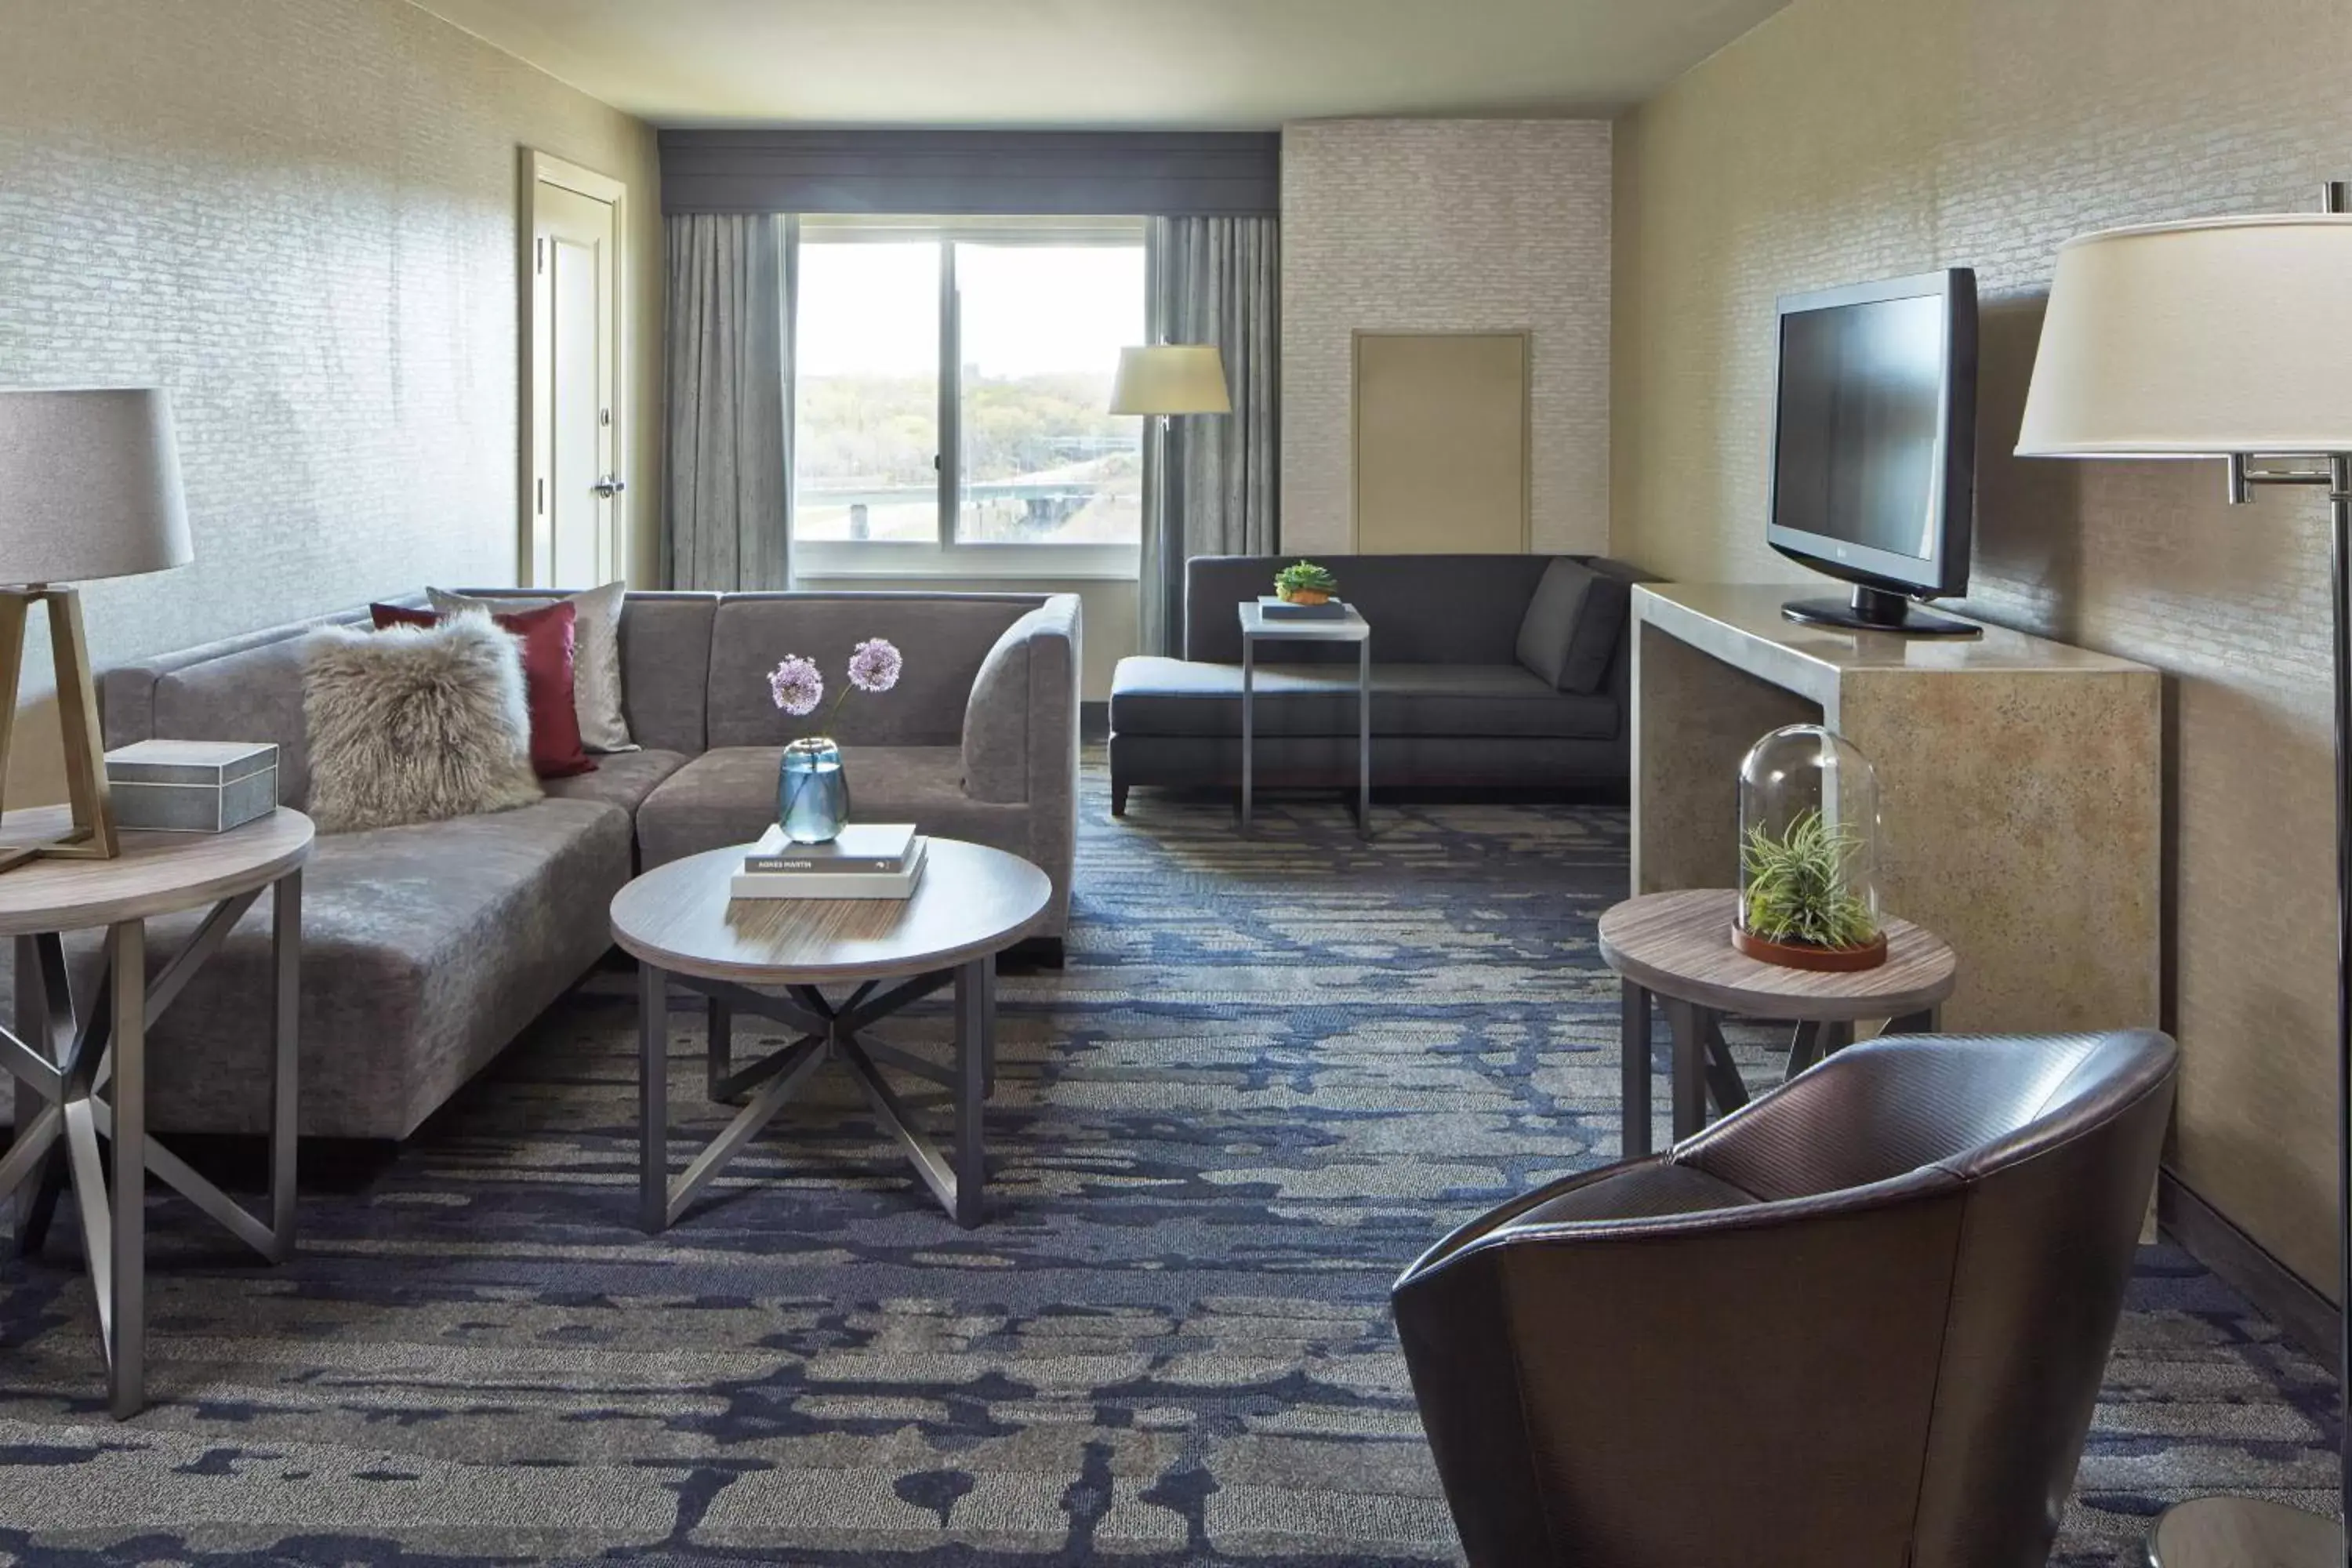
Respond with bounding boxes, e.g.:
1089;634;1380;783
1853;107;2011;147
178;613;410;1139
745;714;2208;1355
0;805;310;1418
1238;601;1371;838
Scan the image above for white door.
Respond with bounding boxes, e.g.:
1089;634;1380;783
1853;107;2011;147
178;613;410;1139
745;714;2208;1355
531;178;621;586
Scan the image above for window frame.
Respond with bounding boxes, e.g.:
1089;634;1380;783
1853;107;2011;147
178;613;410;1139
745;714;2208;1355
792;214;1147;582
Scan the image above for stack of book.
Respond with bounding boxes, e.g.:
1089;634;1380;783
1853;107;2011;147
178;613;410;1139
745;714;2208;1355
731;822;927;900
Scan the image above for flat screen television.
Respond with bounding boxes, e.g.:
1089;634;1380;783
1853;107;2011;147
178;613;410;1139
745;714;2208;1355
1768;267;1980;636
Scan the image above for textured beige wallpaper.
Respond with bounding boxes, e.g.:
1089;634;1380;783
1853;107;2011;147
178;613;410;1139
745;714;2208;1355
1614;0;2352;1292
0;0;662;801
1281;119;1611;557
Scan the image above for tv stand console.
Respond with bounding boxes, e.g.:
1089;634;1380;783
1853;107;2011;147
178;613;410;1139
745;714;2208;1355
1632;583;2159;1033
1782;582;1981;638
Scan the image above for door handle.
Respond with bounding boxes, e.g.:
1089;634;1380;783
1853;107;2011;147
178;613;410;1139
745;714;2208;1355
591;474;626;499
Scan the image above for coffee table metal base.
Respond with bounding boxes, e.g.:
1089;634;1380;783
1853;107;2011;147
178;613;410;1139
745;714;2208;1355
639;956;995;1231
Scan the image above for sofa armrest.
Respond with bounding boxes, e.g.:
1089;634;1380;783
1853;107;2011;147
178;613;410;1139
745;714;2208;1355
962;594;1082;806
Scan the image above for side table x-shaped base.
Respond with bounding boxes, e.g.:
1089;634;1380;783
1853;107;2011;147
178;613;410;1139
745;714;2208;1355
2;875;300;1417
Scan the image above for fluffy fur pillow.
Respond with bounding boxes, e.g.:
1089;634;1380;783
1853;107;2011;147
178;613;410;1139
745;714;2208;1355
302;614;544;833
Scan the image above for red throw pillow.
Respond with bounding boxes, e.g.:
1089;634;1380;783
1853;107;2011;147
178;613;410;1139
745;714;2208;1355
370;601;596;779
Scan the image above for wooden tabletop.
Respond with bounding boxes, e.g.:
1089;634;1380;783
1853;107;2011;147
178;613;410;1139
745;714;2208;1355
1598;887;1958;1021
0;807;314;936
609;837;1052;984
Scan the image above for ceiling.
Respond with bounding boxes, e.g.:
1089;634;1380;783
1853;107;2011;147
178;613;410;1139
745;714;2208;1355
411;0;1791;129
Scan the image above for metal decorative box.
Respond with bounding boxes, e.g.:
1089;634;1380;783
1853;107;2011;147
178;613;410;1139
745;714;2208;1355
103;739;279;833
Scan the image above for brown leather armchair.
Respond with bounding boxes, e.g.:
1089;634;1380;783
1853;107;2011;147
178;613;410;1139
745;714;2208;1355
1392;1029;2178;1568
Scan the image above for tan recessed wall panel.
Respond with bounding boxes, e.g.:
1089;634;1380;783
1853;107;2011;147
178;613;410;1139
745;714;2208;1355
1612;0;2352;1297
1352;332;1529;555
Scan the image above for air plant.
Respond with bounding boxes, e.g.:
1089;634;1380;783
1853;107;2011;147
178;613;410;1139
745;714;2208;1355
1740;807;1878;949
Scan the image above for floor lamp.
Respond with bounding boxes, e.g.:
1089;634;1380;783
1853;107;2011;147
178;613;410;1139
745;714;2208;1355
1110;343;1232;657
2015;185;2352;1566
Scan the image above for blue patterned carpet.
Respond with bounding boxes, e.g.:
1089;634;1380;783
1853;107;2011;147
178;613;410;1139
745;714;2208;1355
0;760;2336;1563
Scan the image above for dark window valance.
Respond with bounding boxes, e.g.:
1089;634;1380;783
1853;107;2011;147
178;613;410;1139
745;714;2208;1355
659;129;1279;217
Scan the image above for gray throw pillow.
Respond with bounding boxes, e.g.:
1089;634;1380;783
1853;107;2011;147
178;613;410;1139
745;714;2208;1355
301;615;544;833
1515;558;1631;694
430;582;637;753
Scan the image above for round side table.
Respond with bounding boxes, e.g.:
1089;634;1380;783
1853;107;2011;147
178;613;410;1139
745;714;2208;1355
1598;887;1958;1157
0;804;312;1418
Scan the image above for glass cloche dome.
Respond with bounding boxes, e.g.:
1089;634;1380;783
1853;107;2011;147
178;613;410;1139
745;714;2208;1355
1734;724;1886;970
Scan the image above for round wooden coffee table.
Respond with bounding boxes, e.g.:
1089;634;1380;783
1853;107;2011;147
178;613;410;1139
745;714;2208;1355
609;837;1051;1231
0;804;312;1418
1599;887;1958;1156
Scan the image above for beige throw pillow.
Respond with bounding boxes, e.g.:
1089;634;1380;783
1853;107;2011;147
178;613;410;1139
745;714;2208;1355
430;582;637;753
302;615;544;833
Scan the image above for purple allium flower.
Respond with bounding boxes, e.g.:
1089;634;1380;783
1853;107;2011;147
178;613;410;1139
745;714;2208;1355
847;637;903;695
768;655;823;717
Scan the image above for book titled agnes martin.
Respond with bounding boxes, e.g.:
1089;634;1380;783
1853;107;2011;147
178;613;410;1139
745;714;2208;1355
733;822;927;900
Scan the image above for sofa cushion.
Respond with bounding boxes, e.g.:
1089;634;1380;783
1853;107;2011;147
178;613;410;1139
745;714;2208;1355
84;799;634;1138
541;747;692;815
703;595;1033;750
1109;658;1619;741
964;608;1049;804
619;593;720;755
1515;557;1630;694
1185;554;1555;666
637;745;1030;869
144;636;321;804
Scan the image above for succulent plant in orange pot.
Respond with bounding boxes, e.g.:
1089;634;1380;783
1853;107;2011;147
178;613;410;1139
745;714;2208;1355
1274;560;1339;605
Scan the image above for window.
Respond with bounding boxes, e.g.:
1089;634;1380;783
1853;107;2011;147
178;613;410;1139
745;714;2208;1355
793;216;1146;577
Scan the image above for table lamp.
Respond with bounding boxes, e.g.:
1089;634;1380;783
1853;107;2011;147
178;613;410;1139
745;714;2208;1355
2016;184;2352;1567
0;389;194;869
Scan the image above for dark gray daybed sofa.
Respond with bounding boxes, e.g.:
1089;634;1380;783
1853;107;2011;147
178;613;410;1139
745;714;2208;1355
1109;554;1651;809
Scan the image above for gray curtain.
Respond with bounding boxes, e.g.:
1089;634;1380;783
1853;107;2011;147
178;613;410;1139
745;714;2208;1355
664;213;794;590
1140;216;1279;657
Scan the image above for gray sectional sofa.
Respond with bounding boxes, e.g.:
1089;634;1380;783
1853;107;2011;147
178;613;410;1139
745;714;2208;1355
60;587;1079;1141
1109;554;1650;806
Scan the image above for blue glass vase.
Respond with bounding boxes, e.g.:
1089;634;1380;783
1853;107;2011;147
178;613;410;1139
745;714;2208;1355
778;736;850;844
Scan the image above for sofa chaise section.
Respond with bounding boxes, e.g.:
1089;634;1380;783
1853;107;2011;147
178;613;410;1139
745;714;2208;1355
84;610;641;1138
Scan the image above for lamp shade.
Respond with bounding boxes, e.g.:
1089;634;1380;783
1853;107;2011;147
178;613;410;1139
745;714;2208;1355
1109;345;1232;416
2016;215;2352;457
0;388;194;585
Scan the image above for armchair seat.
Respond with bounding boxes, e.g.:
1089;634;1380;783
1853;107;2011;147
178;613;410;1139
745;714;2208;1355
1392;1029;2179;1568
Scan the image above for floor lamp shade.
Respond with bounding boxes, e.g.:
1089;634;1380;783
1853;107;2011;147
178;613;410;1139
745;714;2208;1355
0;389;194;584
0;388;194;869
1109;345;1232;416
2017;215;2352;457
